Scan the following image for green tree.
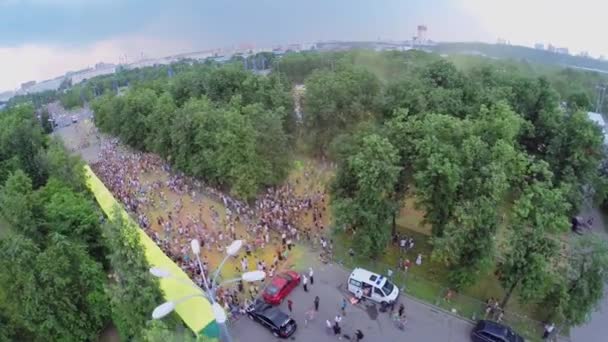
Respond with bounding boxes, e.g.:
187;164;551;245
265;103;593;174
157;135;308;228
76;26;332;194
0;105;48;187
498;180;571;308
243;103;291;185
432;197;499;288
119;88;158;150
566;92;591;111
275;52;335;84
141;321;217;342
102;209;166;340
40;188;106;264
548;236;608;326
332;134;401;257
0;170;35;236
44;138;87;192
0;234;109;342
511;77;561;156
38;108;54;134
383;78;427;117
546;110;605;211
405;103;523;239
303;66;381;153
144;92;177;157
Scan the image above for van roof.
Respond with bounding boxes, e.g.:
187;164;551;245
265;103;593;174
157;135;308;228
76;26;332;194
350;267;387;287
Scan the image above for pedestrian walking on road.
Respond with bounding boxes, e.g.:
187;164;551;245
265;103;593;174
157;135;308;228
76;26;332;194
340;297;347;315
355;329;364;341
314;296;320;311
333;322;342;338
398;303;405;318
303;274;308;292
309;267;314;285
288;299;293;313
542;322;555;339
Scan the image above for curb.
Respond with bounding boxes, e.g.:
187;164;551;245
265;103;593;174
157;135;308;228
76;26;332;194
330;260;475;325
329;259;572;342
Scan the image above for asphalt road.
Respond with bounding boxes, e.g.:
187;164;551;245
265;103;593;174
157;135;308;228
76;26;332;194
570;207;608;342
231;259;473;342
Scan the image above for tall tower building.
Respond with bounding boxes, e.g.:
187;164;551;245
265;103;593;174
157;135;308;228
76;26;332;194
417;25;427;44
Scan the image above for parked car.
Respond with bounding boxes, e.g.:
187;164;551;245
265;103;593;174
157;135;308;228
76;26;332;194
347;267;399;304
471;320;524;342
246;299;297;338
262;270;301;305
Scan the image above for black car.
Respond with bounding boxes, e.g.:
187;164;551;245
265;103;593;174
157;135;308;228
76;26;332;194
471;320;524;342
246;299;297;338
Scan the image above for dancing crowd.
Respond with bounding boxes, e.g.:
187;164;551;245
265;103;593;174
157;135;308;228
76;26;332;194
91;139;329;317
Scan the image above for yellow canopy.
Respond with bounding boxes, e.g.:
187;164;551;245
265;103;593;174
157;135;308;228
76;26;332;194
84;165;218;337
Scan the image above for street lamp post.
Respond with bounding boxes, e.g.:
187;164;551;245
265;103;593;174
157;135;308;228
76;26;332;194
150;239;265;342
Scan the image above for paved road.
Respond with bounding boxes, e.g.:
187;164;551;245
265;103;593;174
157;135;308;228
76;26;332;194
571;288;608;342
231;259;472;342
570;207;608;342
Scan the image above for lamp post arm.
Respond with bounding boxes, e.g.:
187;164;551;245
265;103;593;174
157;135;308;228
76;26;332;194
195;254;213;294
218;277;243;287
212;254;231;288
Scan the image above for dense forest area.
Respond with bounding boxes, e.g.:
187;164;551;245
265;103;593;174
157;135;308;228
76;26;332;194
88;49;608;327
0;106;191;341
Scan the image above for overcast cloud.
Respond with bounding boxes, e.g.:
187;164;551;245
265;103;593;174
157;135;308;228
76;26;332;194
0;0;606;92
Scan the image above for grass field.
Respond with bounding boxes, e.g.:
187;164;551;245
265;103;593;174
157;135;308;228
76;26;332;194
331;194;548;341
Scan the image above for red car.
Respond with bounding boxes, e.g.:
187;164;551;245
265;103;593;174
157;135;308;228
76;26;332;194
262;271;301;305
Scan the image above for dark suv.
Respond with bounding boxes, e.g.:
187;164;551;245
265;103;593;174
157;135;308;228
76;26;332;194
471;320;524;342
246;299;297;338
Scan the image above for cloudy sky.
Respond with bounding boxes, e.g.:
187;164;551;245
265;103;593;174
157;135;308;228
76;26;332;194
0;0;606;92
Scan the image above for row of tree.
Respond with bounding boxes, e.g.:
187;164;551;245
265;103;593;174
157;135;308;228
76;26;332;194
92;63;294;199
78;49;608;326
311;52;608;326
0;105;178;341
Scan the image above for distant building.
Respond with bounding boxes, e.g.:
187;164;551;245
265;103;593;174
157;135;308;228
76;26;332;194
600;55;606;61
578;51;590;58
497;38;508;45
286;44;302;52
556;47;569;55
20;80;36;90
547;44;556;52
94;62;115;70
534;43;544;50
417;25;427;43
272;48;286;56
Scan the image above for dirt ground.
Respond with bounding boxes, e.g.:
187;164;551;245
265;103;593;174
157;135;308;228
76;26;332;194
55;111;333;282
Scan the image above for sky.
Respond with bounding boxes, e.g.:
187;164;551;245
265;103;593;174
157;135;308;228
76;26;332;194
0;0;607;92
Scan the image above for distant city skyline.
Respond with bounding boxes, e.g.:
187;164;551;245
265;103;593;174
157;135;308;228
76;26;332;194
1;0;607;92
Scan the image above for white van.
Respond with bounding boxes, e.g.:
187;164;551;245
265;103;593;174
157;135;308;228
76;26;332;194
347;268;399;304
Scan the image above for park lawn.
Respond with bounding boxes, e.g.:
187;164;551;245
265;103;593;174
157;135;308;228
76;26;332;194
333;195;549;340
395;196;431;235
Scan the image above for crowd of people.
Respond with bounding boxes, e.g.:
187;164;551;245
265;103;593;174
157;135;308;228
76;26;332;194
91;139;330;315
